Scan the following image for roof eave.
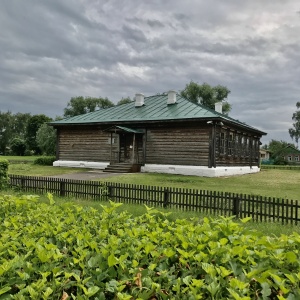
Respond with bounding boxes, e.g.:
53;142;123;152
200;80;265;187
50;116;266;136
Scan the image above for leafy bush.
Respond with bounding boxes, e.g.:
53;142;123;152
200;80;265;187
33;156;56;166
10;138;27;156
1;195;300;299
0;158;9;190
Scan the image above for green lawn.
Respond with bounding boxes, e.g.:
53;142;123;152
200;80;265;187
7;162;300;200
101;169;300;200
8;163;90;176
0;155;42;162
4;162;300;236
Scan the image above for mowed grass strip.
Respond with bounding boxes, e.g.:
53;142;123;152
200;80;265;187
1;155;42;163
101;169;300;200
8;163;90;176
7;161;300;200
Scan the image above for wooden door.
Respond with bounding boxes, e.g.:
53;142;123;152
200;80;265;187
119;134;133;162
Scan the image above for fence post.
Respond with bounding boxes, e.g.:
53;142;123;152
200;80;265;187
21;177;25;190
60;181;65;197
233;197;240;218
107;185;114;199
163;188;169;208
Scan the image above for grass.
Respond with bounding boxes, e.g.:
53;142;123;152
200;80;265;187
5;161;300;235
101;169;300;200
8;163;90;176
7;162;300;199
0;155;43;162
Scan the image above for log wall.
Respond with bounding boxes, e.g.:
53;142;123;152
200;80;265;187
58;127;118;162
214;127;260;167
145;126;210;166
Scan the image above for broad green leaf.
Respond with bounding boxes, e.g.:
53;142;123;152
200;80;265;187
86;286;100;297
43;287;53;298
108;253;118;267
285;251;297;263
240;217;252;223
47;193;55;205
229;278;248;290
285;273;296;284
217;266;232;278
0;286;11;296
261;282;271;299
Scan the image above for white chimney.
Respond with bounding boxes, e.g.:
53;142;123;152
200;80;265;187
215;102;222;114
135;93;144;107
167;90;177;104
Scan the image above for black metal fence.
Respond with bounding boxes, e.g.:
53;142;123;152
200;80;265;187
9;175;299;225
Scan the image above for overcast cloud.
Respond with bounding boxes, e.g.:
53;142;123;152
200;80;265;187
1;0;300;144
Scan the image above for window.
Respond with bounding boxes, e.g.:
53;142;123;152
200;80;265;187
295;156;299;162
228;133;233;156
288;156;292;161
220;132;225;155
108;137;116;144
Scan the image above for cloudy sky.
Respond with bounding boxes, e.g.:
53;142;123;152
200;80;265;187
1;0;300;144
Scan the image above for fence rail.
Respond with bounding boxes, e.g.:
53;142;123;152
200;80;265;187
8;175;299;225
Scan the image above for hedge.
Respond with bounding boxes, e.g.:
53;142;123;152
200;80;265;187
33;156;56;166
0;158;9;190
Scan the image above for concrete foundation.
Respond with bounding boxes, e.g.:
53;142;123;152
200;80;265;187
53;161;260;177
141;164;260;177
53;160;109;169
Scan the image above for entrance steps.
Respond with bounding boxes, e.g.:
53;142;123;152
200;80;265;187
103;163;134;173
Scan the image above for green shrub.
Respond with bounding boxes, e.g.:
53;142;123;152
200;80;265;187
1;196;300;299
33;156;56;166
10;138;27;156
0;158;9;189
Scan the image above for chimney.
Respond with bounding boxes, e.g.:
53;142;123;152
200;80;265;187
135;93;144;107
215;102;222;114
167;90;176;105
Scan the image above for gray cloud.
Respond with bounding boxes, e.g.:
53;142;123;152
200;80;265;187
1;0;300;144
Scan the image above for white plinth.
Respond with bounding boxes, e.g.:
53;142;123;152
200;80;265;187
53;160;109;169
141;164;260;177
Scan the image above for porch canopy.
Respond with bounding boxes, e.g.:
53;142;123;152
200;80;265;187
103;125;144;134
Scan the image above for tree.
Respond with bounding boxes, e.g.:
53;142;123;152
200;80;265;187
267;139;290;165
289;102;300;147
0;111;14;155
117;97;133;106
10;138;26;156
11;113;31;139
25;114;52;154
180;81;231;114
36;123;57;155
64;96;115;118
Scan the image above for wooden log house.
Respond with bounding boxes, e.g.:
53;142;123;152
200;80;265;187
50;91;266;177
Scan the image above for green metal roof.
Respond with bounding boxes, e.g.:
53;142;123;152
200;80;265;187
51;94;266;135
282;145;300;155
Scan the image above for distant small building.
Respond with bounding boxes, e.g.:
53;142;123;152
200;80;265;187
282;145;300;164
260;149;271;161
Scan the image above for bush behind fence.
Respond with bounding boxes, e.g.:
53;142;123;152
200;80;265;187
8;174;299;225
